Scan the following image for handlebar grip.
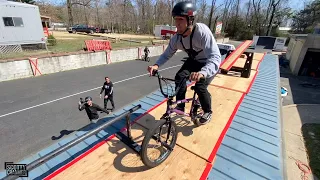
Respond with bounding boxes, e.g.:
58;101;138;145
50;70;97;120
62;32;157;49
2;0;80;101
198;77;206;83
152;69;158;76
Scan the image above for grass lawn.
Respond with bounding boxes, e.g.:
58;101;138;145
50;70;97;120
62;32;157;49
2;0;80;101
302;123;320;179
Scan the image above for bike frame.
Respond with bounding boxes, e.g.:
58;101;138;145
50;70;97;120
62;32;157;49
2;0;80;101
152;70;202;120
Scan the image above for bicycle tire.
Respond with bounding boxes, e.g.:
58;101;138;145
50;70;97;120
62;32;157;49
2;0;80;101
190;104;203;126
140;120;178;168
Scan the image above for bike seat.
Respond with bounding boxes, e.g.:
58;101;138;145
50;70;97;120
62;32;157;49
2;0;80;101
191;86;196;90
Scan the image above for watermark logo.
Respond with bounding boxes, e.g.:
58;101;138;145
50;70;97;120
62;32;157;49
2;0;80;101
5;162;28;177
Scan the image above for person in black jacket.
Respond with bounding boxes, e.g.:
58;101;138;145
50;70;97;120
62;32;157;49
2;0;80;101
78;96;109;122
99;77;115;111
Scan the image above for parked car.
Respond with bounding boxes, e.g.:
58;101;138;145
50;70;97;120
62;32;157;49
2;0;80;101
217;43;236;59
95;27;112;34
67;24;96;34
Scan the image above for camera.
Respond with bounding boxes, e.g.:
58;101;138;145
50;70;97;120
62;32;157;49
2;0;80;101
80;98;85;104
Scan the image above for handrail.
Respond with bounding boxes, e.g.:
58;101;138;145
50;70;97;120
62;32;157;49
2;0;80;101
1;104;141;180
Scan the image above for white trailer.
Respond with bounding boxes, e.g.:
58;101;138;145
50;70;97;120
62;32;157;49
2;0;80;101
0;0;45;53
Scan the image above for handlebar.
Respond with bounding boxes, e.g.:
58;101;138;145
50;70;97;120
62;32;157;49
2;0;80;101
151;69;205;98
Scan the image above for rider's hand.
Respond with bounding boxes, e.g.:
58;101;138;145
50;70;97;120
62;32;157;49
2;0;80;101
147;65;159;76
189;72;204;82
104;95;108;99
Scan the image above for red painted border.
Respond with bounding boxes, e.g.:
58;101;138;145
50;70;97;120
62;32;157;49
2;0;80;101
44;83;196;179
207;93;245;163
199;51;265;179
199;93;246;180
209;84;246;94
256;52;266;71
245;71;259;94
219;40;253;71
199;162;213;180
219;41;246;68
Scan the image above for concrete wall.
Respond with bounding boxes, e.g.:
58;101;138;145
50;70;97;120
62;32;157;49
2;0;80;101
287;34;320;75
289;40;305;74
0;60;33;81
34;51;106;75
109;48;138;63
0;37;229;82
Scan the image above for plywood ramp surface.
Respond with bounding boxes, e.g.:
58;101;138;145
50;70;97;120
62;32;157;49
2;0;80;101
136;86;243;161
233;53;265;71
51;124;207;180
211;70;257;93
220;40;252;70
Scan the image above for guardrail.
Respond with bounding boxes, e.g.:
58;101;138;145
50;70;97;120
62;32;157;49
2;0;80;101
1;104;142;180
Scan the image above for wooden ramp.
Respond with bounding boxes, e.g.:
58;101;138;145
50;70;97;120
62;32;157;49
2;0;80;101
45;69;259;180
49;124;208;180
219;40;253;70
233;52;265;71
41;41;265;180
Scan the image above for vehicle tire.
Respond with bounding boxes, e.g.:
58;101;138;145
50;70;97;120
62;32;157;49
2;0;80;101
90;30;94;34
72;30;76;34
140;120;178;168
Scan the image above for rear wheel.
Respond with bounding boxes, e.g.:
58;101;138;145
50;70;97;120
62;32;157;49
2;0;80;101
141;55;145;61
140;119;178;168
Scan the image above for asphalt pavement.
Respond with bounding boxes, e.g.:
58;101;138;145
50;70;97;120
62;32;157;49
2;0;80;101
0;51;187;166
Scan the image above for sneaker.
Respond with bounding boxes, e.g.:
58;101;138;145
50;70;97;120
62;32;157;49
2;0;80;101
199;112;212;125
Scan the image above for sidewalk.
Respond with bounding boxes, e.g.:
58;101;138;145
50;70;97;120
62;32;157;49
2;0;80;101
282;104;320;180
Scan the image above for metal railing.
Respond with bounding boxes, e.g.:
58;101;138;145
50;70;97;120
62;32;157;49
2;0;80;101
1;104;141;180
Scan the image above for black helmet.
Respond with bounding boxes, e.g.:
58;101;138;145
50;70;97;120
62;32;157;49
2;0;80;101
85;96;92;102
172;1;197;18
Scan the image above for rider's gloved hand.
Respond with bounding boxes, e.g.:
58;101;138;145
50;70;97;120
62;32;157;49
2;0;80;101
147;65;159;76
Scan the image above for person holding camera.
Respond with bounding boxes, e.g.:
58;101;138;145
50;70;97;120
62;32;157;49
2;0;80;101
78;96;109;122
99;77;115;112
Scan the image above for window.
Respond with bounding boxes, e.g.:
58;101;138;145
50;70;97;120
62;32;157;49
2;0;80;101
3;17;14;26
2;17;24;27
13;17;24;27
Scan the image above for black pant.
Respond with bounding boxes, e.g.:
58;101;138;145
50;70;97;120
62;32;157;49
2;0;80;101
175;60;215;113
104;95;115;109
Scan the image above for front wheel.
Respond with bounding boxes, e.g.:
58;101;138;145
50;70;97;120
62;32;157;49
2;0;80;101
140;119;178;168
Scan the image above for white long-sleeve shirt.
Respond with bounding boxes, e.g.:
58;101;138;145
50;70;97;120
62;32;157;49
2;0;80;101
155;23;221;78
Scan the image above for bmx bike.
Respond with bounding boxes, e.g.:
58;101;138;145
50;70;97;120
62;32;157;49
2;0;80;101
140;69;205;168
141;54;150;62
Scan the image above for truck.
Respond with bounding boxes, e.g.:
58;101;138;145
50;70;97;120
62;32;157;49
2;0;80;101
67;24;96;34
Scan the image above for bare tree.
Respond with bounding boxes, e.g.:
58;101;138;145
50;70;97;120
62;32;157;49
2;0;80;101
266;0;281;35
208;0;217;30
